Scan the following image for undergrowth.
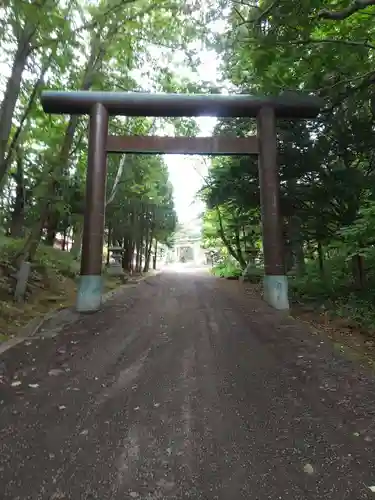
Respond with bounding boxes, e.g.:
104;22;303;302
289;254;375;331
212;254;375;332
0;235;80;279
211;261;243;278
211;260;264;283
0;236;121;338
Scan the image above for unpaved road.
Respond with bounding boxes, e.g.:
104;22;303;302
1;270;375;499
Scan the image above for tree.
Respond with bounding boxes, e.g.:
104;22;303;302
0;0;219;274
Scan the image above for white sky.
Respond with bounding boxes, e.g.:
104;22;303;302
165;115;217;224
163;45;223;224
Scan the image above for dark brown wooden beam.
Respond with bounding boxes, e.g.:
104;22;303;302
76;102;109;312
41;91;324;118
106;135;259;155
257;106;284;277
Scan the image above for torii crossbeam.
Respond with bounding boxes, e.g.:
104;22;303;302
41;91;323;313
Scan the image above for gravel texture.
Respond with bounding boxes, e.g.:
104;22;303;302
1;270;375;499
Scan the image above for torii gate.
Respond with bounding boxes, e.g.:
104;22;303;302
41;91;323;313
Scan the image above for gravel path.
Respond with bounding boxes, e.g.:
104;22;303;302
1;270;375;499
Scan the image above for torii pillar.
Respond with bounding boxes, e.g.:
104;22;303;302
257;106;287;310
40;90;323;313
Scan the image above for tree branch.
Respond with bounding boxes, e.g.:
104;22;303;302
216;206;242;264
321;70;375;113
253;0;280;22
235;0;280;25
241;36;375;51
287;37;375;50
4;51;55;171
106;154;127;206
318;0;375;20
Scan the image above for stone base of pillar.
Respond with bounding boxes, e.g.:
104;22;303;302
263;275;289;310
76;275;103;312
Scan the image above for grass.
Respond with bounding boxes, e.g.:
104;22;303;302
0;236;124;339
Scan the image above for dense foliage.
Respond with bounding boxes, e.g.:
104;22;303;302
202;0;375;327
3;0;375;329
0;0;221;280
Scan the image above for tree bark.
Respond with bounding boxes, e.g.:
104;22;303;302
2;51;54;181
216;207;246;268
15;27;110;260
62;228;67;250
317;241;324;277
9;152;26;237
106;223;112;265
0;29;33;186
45;211;59;246
288;216;305;275
233;222;247;268
15;214;45;263
143;232;154;273
70;217;84;258
352;254;365;289
153;240;158;270
130;239;136;273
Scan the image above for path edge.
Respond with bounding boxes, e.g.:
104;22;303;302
0;271;160;356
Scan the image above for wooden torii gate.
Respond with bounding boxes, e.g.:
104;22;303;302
41;91;323;313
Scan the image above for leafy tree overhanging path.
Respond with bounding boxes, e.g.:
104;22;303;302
41;90;323;312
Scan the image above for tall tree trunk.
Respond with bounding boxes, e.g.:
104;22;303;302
0;30;33;186
15;29;108;260
122;237;129;271
216;207;245;267
15;214;45;263
136;236;143;273
3;51;55;182
45;211;59;246
9;152;26;237
135;209;144;273
234;223;247;268
295;241;306;276
62;228;67;250
143;226;150;270
130;239;136;273
106;223;112;265
317;241;324;277
153;240;158;270
352;254;365;289
143;232;153;273
288;216;305;275
70;217;84;258
45;229;56;246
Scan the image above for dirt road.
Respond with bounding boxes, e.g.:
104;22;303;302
1;270;375;499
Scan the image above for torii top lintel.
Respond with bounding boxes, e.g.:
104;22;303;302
40;91;323;119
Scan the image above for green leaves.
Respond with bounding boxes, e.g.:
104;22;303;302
1;0;222;252
200;0;375;280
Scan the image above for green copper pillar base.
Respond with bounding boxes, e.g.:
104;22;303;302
263;275;289;311
76;275;103;313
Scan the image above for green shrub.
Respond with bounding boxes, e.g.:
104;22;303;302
211;261;242;278
243;266;264;284
290;254;375;330
0;236;79;278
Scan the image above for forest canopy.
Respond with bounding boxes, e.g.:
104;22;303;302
201;0;375;327
0;0;224;274
2;0;375;330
